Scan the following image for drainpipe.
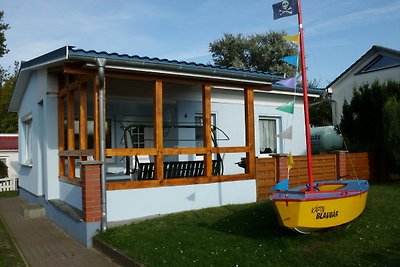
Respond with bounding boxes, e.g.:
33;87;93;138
96;58;107;232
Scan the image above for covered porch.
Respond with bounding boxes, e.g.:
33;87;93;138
55;51;277;223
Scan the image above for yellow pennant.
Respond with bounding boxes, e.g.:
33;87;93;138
288;152;295;170
283;34;299;44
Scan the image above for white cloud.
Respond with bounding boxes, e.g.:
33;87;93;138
307;2;400;36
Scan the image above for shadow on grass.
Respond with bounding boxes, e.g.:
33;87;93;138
361;241;400;265
209;200;295;240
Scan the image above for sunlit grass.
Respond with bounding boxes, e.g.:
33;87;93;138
98;181;400;266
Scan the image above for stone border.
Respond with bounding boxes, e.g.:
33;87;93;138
93;236;145;267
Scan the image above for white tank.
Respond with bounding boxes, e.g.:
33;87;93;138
310;126;343;154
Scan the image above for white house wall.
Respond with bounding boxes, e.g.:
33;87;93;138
17;69;60;200
18;71;41;195
255;92;307;155
106;179;256;222
331;59;400;125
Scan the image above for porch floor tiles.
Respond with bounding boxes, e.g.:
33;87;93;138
0;196;119;267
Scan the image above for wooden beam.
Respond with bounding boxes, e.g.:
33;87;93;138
202;84;213;177
244;87;256;177
59;149;95;157
79;82;88;153
106;148;158;157
58;75;66;177
63;64;96;76
153;80;164;180
106;173;254;190
93;75;100;160
67;86;75;178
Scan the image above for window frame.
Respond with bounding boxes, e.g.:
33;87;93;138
21;113;33;167
258;116;281;156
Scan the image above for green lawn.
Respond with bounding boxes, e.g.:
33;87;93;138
97;182;400;267
0;191;26;267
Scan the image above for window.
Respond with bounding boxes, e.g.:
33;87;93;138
360;55;400;73
127;126;145;148
21;114;33;166
195;113;217;147
259;117;280;154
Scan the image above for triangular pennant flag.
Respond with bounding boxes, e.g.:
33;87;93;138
271;178;289;191
283;34;299;44
288;152;295;170
276;101;294;114
276;77;296;88
281;55;298;67
276;125;293;139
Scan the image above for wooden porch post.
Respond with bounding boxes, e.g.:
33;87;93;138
202;84;213;177
244;87;256;177
153;80;164;180
67;82;75;179
79;82;88;159
58;75;65;177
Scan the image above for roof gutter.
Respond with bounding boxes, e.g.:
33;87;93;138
68;53;281;88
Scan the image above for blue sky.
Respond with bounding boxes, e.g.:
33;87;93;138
1;0;400;87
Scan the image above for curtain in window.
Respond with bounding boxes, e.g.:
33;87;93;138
259;118;277;153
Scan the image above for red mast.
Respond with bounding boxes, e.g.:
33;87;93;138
297;0;314;191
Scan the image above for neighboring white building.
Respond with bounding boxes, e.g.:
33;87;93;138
327;45;400;125
0;134;19;179
9;46;318;246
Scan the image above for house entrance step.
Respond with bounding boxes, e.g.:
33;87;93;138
20;204;45;218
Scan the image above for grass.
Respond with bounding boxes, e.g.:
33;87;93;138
0;190;26;267
97;182;400;267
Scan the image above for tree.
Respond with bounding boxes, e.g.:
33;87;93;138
0;10;9;58
0;159;8;178
382;96;400;172
340;80;400;174
0;72;18;133
309;94;333;126
0;10;17;133
209;31;297;77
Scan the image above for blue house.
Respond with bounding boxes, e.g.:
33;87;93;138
9;46;317;246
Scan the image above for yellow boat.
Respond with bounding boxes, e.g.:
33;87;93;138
270;0;369;233
271;180;369;233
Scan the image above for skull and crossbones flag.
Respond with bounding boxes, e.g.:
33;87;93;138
272;0;298;20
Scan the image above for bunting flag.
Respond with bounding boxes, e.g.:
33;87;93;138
272;0;299;20
276;76;296;88
276;101;294;114
281;55;298;67
283;34;299;44
288;152;295;170
276;125;293;139
271;178;289;191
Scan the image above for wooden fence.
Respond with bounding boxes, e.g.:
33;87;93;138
255;152;372;200
0;176;19;192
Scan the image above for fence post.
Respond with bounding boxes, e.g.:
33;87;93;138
80;161;102;223
274;154;289;183
336;150;348;179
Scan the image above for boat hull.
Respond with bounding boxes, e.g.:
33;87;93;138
271;180;369;231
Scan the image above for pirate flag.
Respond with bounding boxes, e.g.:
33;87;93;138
272;0;298;20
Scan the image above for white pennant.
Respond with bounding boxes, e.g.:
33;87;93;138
276;125;293;140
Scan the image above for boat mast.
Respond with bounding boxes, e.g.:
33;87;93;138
297;0;314;191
